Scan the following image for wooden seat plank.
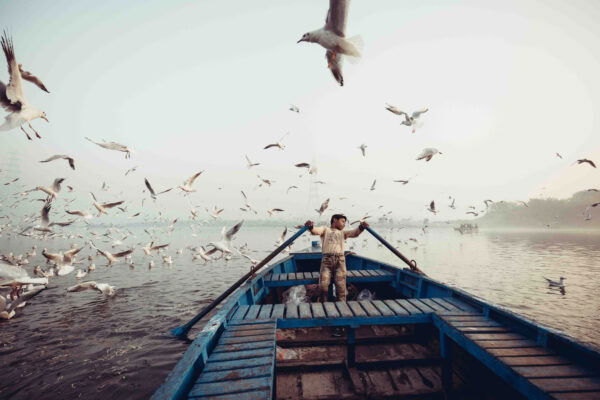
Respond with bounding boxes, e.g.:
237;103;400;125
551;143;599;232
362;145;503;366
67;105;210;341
459;326;512;333
419;298;448;312
231;305;250;320
323;302;340;318
228;322;275;332
383;299;410;316
486;347;554;357
407;299;436;313
393;299;421;315
476;339;538;349
222;329;273;338
358;300;381;316
190;389;272;400
311;271;320;279
195;364;273;384
271;304;285;319
243;304;262;320
530;376;600;392
372;300;396;316
209;348;273;362
219;334;274;345
257;304;273;319
347;301;367;317
298;303;312;319
513;365;596;378
203;356;273;372
335;301;354;317
287;273;296;281
212;341;274;354
465;333;525;341
189;376;271;397
443;297;480;312
550;392;600;400
310;302;327;318
450;321;503;328
285;304;299;319
432;298;462;311
498;355;572;366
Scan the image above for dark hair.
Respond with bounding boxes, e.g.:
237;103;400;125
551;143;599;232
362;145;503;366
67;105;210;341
330;214;347;224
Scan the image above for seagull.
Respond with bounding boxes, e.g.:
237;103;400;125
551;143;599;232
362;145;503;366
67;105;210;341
125;166;138;176
286;185;299;194
358;144;367;157
295;162;310;169
267;208;284;217
142;242;169;255
178;171;203;193
91;242;134;265
555;152;563;159
385;104;429;133
518;201;529;208
66;209;94;219
245;155;260;169
241;253;259;266
90;192;124;216
67;281;116;296
275;226;288;247
449;197;456;209
297;0;362;86
416;148;442;162
544;276;565;288
466;211;479;216
316;198;330;216
207;221;244;255
257;175;275;187
42;246;83;275
264;132;290;150
18;64;49;93
369;179;376;191
289;105;300;113
144;178;172;200
34;177;65;200
39;155;75;170
427;201;436;214
85;137;133;159
0;32;49;140
193;246;215;262
484;199;494;208
574;159;596;168
209;205;224;219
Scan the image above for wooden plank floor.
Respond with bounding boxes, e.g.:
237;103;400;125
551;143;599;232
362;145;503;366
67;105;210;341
230;297;475;323
187;321;277;399
436;313;600;400
264;269;395;286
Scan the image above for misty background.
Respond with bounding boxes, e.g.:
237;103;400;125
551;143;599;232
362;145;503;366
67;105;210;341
2;0;600;226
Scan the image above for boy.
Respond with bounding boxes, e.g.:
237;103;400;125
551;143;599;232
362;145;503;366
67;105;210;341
305;214;369;302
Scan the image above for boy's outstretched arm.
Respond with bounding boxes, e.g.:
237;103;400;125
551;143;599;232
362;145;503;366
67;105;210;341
305;220;325;235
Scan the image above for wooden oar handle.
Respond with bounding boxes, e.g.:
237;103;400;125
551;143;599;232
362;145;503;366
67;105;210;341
365;226;427;276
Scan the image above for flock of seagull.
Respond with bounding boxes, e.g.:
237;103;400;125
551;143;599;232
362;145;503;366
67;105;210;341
1;0;595;318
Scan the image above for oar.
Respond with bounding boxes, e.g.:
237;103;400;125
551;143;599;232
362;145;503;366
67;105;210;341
171;226;309;339
365;226;427;276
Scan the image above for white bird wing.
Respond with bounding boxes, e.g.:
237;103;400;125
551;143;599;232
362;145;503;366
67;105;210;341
184;171;203;187
1;32;25;106
325;0;349;37
411;108;429;118
224;220;244;241
18;64;49;93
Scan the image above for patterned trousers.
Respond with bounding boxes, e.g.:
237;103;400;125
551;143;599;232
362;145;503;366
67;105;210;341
319;254;347;302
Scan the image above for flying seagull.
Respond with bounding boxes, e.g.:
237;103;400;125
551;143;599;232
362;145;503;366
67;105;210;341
207;221;244;255
555;152;563;159
34;177;65;200
264;132;290;150
91;242;134;265
416;148;442;162
427;201;436;214
245;155;260;168
574;158;596;168
297;0;362;86
67;281;115;296
358;143;367;157
385;105;429;133
0;32;49;140
369;179;376;191
90;192;124;216
316;198;330;216
267;208;284;217
144;178;172;200
289;105;300;113
85;137;133;159
295;162;310;169
178;171;203;193
39;155;75;170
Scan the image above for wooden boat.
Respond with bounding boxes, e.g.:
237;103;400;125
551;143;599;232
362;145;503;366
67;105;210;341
153;242;600;400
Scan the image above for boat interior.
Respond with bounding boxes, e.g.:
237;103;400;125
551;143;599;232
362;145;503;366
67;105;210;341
155;248;600;400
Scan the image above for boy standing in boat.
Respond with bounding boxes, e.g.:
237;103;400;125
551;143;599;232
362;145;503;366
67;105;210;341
305;215;369;302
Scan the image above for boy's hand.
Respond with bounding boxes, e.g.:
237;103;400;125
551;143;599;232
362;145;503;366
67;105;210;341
304;220;314;228
359;221;370;230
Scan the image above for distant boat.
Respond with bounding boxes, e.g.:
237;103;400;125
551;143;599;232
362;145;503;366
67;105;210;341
153;244;600;400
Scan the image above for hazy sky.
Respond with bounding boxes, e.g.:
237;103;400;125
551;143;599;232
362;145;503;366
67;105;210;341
2;0;600;223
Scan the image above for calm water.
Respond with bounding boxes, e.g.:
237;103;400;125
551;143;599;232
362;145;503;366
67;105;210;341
1;225;599;399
